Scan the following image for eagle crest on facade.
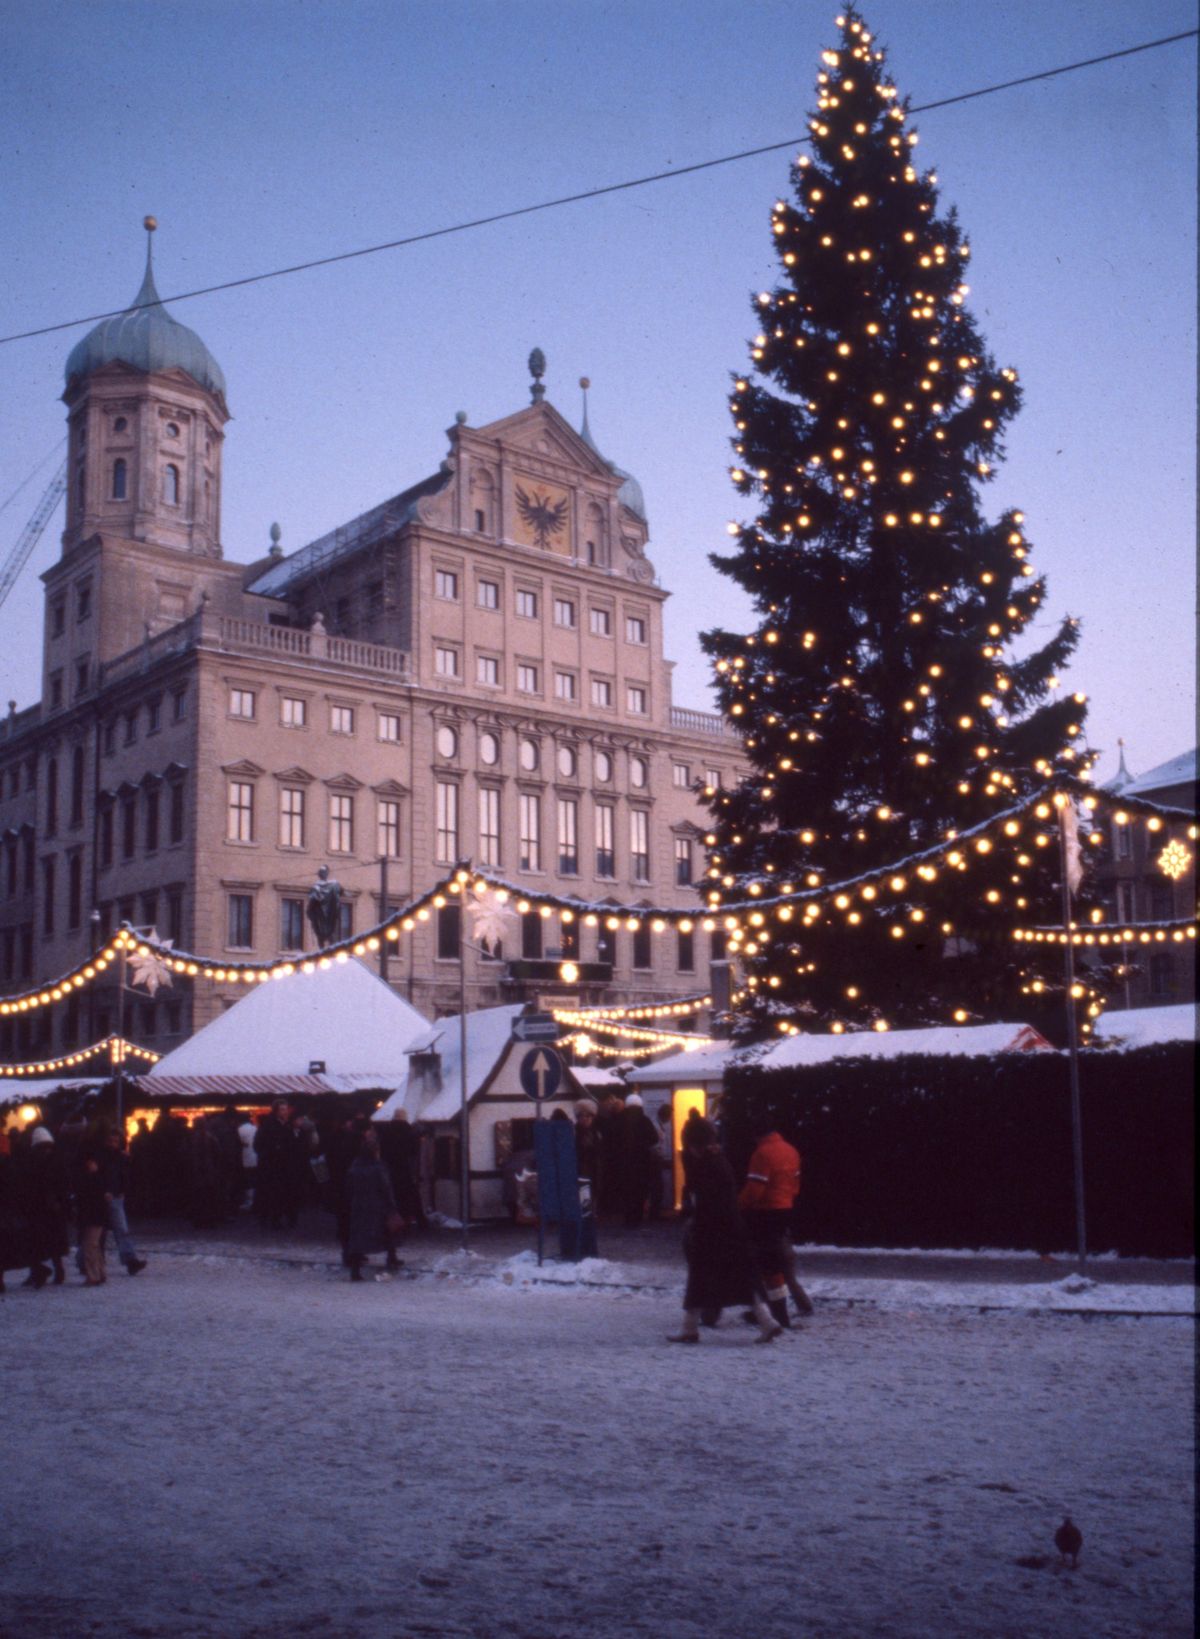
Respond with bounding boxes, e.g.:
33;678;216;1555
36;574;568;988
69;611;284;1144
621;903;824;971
514;485;568;550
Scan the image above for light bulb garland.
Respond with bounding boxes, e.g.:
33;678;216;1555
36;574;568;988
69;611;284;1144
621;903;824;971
0;1035;161;1080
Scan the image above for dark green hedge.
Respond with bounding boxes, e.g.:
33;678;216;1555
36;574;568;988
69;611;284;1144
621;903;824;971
721;1043;1194;1257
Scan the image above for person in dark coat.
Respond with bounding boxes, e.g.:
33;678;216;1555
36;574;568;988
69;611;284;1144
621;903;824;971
253;1100;304;1229
595;1095;625;1219
378;1110;427;1229
667;1118;780;1344
25;1127;69;1286
76;1149;111;1286
345;1129;400;1281
618;1094;660;1227
0;1130;34;1293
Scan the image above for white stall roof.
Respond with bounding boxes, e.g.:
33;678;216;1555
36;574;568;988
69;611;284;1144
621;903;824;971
374;1004;529;1124
1091;1003;1196;1051
146;957;434;1086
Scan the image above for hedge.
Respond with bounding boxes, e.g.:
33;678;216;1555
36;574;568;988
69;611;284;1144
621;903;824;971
721;1042;1194;1258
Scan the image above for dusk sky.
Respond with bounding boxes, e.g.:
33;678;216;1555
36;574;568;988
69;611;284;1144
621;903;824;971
1;0;1194;785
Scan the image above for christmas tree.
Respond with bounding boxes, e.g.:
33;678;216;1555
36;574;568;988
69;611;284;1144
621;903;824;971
702;7;1092;1036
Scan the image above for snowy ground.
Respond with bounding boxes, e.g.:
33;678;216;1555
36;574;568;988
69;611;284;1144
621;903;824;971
2;1247;1193;1639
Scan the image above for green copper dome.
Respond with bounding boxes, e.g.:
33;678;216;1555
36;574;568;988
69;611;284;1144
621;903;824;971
65;241;226;401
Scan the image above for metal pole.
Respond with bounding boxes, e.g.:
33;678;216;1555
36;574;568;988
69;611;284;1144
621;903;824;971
1057;805;1087;1270
535;1097;544;1267
114;940;127;1137
459;886;470;1251
379;855;389;983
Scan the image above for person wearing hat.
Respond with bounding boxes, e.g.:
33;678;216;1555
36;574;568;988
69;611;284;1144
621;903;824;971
618;1093;660;1228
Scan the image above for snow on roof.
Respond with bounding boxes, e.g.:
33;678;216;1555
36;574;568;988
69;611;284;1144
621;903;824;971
572;1066;629;1091
147;957;432;1082
627;1021;1052;1085
1;1077;106;1107
374;1003;532;1124
1121;747;1196;799
1091;1003;1196;1051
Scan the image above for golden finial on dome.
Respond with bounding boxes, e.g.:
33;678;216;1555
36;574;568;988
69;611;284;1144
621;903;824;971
143;215;157;232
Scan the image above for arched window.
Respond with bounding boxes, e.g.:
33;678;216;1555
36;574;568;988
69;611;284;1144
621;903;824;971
163;464;180;505
113;416;127;433
112;459;127;500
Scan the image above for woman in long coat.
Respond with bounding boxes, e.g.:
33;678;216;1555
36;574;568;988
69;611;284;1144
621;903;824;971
26;1128;70;1286
345;1129;399;1282
667;1119;780;1344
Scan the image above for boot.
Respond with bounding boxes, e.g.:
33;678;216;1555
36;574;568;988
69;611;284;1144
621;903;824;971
769;1297;791;1329
126;1257;147;1276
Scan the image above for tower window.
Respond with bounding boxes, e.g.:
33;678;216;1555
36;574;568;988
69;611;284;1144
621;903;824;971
113;417;127;433
163;464;180;505
166;422;180;438
112;459;127;500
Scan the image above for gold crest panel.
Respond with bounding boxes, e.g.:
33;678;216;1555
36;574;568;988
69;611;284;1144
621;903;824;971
512;478;572;555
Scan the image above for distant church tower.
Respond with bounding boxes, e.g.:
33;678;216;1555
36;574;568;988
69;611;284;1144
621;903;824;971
61;218;228;559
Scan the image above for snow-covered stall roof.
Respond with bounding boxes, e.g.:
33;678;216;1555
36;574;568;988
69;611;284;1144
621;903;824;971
627;1021;1052;1087
1091;1003;1196;1051
1;1076;107;1108
374;1003;528;1124
144;957;434;1094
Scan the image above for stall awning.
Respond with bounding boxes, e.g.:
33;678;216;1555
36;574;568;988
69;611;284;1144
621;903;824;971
129;1073;333;1101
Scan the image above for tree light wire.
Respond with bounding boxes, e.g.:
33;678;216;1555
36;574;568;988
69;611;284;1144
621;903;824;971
0;28;1194;350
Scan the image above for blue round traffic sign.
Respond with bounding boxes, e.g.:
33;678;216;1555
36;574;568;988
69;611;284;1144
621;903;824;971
519;1045;563;1101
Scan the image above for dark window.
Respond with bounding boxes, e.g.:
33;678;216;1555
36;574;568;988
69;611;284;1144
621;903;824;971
632;922;652;970
597;925;616;966
677;927;695;972
19;924;33;977
559;920;579;958
144;789;160;852
76;580;92;622
67;854;82;929
169;780;185;844
121;797;137;859
281;899;305;951
103;720;116;755
674;836;693;886
166;892;183;946
227;894;253;949
70;746;85;826
165;1000;183;1035
125;711;138;745
338;901;353;942
172;689;187;722
42;856;55;935
474;509;485;532
5;840;15;896
49;673;63;710
45;758;58;835
75;659;89;696
711;927;728;962
1149;953;1173;997
147;696;161;733
51;600;65;637
112;459;127;500
437;902;462;961
140;891;158;930
163;464;180;504
23;830;35;890
1150;880;1173;922
521;910;543;960
99;806;114;868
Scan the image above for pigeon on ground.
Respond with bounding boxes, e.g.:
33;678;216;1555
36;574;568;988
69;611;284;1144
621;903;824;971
1054;1517;1083;1568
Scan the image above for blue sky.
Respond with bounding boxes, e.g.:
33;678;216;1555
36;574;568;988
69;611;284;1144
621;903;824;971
1;0;1194;783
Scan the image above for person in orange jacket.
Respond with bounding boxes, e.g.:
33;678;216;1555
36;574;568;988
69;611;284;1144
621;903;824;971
738;1123;814;1327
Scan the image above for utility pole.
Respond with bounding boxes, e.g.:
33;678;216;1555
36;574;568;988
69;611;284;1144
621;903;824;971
1057;801;1088;1271
379;855;389;983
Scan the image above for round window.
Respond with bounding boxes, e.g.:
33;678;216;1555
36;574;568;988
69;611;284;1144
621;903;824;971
631;755;648;789
595;750;612;783
166;422;180;439
436;725;458;759
479;730;499;766
519;738;539;773
557;744;577;779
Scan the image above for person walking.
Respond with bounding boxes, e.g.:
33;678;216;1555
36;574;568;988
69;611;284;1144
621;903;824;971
77;1148;110;1285
667;1118;780;1344
101;1129;147;1275
25;1127;70;1287
738;1122;811;1328
237;1111;258;1211
345;1128;401;1282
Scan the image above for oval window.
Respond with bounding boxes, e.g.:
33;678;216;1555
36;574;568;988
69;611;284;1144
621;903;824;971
631;755;648;789
519;738;539;772
436;725;458;759
595;749;612;783
557;744;577;779
479;731;499;766
166;422;180;438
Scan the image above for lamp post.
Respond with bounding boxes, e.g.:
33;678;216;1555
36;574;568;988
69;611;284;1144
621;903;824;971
1057;802;1087;1271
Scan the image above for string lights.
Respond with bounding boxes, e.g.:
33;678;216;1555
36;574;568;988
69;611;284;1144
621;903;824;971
0;1035;161;1080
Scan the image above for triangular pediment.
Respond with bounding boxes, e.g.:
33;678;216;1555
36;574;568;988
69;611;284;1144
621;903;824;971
221;759;266;779
324;772;364;792
273;766;315;785
371;778;409;798
470;402;615;481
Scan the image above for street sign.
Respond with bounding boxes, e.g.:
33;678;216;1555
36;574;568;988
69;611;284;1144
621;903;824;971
519;1045;563;1101
512;1012;560;1043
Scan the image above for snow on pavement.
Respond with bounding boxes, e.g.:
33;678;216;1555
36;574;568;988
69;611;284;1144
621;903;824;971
1;1257;1193;1639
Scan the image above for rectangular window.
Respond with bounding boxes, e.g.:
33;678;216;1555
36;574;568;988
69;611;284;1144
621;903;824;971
1149;953;1173;997
711;927;728;962
674;836;693;886
627;685;648;715
553;597;576;628
435;646;460;678
436;902;462;961
124;711;138;745
99;807;113;867
339;902;354;942
625;614;647;645
280;787;305;849
590;678;612;709
478;787;501;867
121;797;137;859
377;711;401;743
435;781;459;863
517;663;539;694
435;568;460;601
42;856;55;936
377;799;401;859
673;763;691;788
1115;819;1132;859
281;695;307;728
67;855;83;929
173;689;187;722
229;688;256;719
477;654;500;687
227;781;254;843
329;793;354;854
677;926;695;972
632;921;652;970
227;894;253;949
167;891;183;946
140;890;158;930
330;704;355;734
103;720;116;756
281;899;306;951
589;607;612;637
519;793;541;871
554;671;577;702
169;780;185;844
76;580;92;622
51;600;65;637
144;788;160;852
705;768;722;789
146;695;161;733
521;909;543;960
630;809;649;882
557;798;579;875
477;578;499;610
595;803;615;878
516;588;538;619
596;924;615;967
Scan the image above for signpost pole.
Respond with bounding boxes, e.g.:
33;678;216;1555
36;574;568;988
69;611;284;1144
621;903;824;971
459;885;469;1252
535;1096;544;1267
1058;803;1088;1272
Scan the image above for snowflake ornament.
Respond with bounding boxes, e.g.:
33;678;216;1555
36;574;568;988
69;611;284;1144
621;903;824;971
467;892;518;954
127;934;175;997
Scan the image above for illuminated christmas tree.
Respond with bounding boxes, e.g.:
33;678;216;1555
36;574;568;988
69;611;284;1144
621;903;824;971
702;6;1092;1036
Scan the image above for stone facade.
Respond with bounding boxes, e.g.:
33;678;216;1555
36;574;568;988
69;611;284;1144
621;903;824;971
0;260;743;1063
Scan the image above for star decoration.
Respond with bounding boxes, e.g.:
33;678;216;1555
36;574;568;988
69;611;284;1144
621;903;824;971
127;934;175;997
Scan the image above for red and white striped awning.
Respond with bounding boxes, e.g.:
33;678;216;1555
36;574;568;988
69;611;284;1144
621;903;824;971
130;1073;333;1101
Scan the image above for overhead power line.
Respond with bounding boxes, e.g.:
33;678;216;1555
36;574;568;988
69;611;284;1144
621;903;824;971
0;27;1194;350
